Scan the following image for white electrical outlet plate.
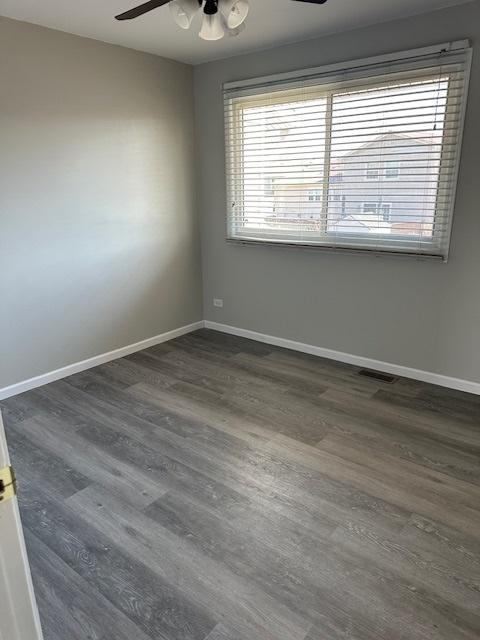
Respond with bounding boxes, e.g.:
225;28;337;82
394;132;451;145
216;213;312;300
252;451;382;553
213;298;223;308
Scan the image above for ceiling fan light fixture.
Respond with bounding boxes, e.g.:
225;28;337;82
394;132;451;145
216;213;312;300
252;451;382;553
169;0;200;29
225;20;246;37
116;0;328;42
199;10;225;40
221;0;249;29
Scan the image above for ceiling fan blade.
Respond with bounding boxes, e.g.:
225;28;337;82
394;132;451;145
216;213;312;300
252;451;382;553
115;0;171;21
290;0;328;4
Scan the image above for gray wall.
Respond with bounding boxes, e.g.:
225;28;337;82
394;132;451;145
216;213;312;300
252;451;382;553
194;1;480;384
0;17;202;389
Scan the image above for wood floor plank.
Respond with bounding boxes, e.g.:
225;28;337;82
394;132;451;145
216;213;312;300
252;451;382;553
230;351;330;397
0;393;40;426
318;387;480;452
75;419;254;514
2;385;90;430
125;385;409;535
91;356;176;390
330;519;480;614
203;623;262;640
24;529;154;640
399;513;480;580
128;379;276;441
61;386;339;541
16;414;166;507
176;329;274;357
142;487;479;640
1;328;479;640
262;349;383;398
20;481;217;640
318;415;480;485
5;425;91;499
148;347;291;399
317;431;480;499
374;387;480;426
67;484;312;640
35;375;210;441
277;433;480;537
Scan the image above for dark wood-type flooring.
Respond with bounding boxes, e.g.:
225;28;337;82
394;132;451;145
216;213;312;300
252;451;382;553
1;329;480;640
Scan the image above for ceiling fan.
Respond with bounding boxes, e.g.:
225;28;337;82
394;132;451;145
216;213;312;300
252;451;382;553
115;0;328;42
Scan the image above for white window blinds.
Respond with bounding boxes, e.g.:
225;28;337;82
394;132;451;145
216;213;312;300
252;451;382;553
224;41;471;259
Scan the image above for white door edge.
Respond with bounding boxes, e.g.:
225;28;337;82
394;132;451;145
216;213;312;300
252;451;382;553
0;412;43;640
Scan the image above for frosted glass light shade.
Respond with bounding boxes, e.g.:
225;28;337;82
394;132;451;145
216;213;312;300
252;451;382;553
199;12;225;40
221;0;249;29
169;0;199;29
226;21;246;37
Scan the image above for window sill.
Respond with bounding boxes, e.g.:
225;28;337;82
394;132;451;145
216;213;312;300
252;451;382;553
226;237;446;262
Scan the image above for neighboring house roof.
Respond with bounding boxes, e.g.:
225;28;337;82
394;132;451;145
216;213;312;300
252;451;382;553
272;132;435;188
273;177;323;186
330;131;436;171
330;213;392;234
340;131;434;158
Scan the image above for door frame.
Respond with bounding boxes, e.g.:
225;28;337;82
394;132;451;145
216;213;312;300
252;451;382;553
0;412;43;640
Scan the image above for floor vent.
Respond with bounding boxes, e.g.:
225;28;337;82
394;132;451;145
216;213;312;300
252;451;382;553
358;369;398;384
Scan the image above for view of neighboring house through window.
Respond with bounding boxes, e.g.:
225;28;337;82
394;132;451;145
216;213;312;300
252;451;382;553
384;161;400;180
362;202;392;221
224;42;471;258
366;161;400;180
308;190;322;202
366;162;382;181
263;175;275;198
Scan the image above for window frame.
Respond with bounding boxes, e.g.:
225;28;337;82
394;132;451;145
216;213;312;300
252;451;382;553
224;41;472;261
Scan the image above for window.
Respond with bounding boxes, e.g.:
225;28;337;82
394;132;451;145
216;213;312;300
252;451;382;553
362;202;392;222
384;161;400;180
224;41;471;259
308;189;322;202
366;163;382;181
366;161;400;181
331;172;343;183
264;175;275;197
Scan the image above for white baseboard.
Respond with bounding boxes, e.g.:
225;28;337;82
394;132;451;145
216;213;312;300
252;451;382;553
2;318;478;400
204;320;480;396
0;321;204;401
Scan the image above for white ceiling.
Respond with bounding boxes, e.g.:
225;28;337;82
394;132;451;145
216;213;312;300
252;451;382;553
0;0;470;64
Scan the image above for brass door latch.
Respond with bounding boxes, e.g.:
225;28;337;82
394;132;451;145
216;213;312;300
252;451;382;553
0;466;16;504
